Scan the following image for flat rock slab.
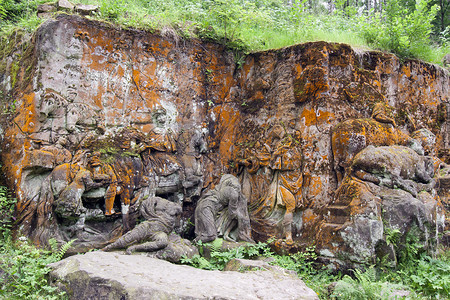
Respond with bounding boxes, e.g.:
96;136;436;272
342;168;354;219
49;251;318;300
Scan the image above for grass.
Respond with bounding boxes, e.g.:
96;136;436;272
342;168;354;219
0;0;448;65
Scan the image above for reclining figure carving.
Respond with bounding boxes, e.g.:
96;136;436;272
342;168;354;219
331;102;415;186
194;174;254;243
350;145;436;197
102;196;182;254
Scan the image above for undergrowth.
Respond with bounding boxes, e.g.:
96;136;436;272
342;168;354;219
0;185;72;300
0;0;448;65
182;237;450;299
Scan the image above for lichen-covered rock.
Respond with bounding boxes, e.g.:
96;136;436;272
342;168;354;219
317;145;445;267
0;14;448;264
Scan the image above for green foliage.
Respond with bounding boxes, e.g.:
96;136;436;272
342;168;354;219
182;235;450;299
0;185;71;299
377;225;450;299
0;238;73;299
0;0;6;19
181;239;271;270
1;0;448;64
0;185;15;239
331;267;405;300
97;0;127;21
359;0;439;60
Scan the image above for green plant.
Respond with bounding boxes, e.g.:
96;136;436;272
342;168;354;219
384;227;401;247
98;0;127;21
182;239;275;270
0;185;15;238
359;0;439;59
0;0;6;19
331;267;404;300
0;185;72;299
0;238;74;299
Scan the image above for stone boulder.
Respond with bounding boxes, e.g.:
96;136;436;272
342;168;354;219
317;145;445;268
49;252;319;300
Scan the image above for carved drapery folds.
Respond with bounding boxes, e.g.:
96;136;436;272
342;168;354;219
194;174;254;243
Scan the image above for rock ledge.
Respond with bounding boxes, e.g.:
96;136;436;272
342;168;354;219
49;251;319;299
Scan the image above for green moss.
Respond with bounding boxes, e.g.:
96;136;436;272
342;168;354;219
9;61;19;89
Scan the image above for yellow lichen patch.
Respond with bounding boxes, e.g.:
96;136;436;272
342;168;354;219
213;104;241;165
293;65;329;103
306;176;323;199
401;65;411;78
14;93;38;134
301;108;332;127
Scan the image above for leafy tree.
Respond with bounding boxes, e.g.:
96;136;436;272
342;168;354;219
359;0;438;59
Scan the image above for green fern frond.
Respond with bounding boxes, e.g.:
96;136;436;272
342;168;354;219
54;239;76;261
210;238;223;253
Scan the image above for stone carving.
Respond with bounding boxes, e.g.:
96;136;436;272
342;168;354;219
102;196;181;254
351;145;435;197
1;15;448;266
194;174;254;243
236;125;303;244
319;139;444;267
332;104;411;185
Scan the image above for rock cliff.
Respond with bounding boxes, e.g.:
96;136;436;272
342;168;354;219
1;14;449;267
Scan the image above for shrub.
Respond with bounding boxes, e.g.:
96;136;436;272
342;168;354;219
0;185;72;299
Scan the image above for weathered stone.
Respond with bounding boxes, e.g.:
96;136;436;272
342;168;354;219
195;174;254;243
331;118;410;184
317;145;445;267
102;197;182;254
152;233;199;263
0;14;448;266
224;258;298;277
37;4;57;13
49;251;319;300
75;4;98;15
58;0;74;11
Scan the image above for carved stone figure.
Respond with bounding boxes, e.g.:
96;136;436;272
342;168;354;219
194;174;254;243
350;145;435;197
102;196;182;254
371;102;396;126
332;118;410;185
54;151;108;221
236;126;302;244
87;151;118;216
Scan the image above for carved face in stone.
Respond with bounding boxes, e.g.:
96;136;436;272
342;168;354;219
152;108;168;128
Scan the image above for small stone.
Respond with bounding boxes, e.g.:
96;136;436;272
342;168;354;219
57;0;74;11
75;4;99;16
37;4;57;13
37;12;54;19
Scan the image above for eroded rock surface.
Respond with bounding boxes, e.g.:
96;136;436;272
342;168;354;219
49;251;319;300
0;14;449;265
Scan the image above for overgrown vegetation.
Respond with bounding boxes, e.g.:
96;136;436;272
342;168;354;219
182;237;450;299
0;0;449;65
0;185;71;299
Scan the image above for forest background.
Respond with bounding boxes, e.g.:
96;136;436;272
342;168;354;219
0;0;449;65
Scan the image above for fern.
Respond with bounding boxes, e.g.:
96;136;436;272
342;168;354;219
48;238;76;261
210;238;223;253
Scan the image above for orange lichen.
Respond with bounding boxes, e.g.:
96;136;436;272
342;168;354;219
301;108;332;126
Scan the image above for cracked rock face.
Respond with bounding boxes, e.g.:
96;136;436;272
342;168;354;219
0;14;449;265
